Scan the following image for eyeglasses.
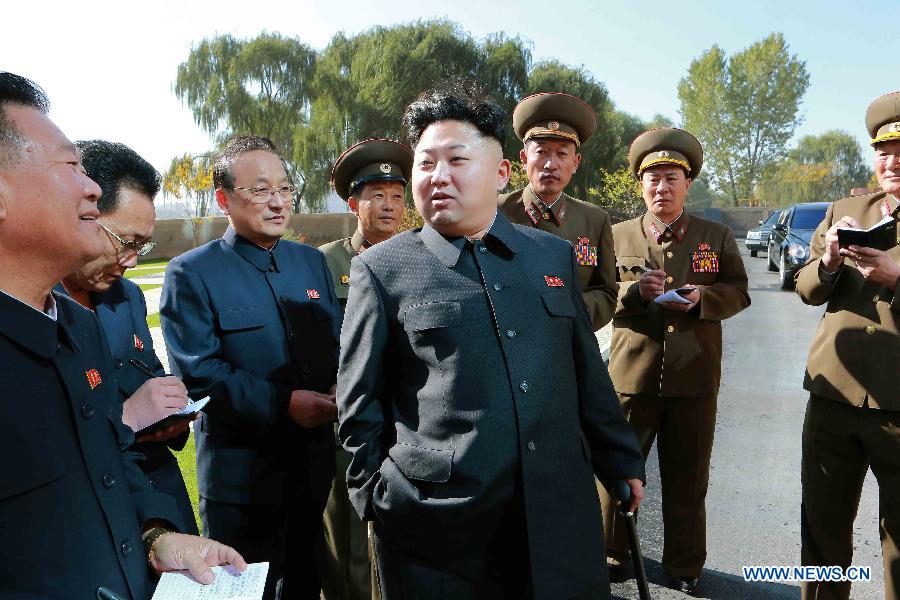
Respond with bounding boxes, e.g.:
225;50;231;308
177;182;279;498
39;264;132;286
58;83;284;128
229;185;297;204
97;221;157;257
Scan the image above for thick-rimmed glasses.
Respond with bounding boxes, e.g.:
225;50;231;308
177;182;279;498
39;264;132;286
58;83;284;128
98;221;157;257
229;185;296;204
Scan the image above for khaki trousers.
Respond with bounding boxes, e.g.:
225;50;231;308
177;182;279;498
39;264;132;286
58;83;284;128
322;446;378;600
598;392;717;578
801;394;900;600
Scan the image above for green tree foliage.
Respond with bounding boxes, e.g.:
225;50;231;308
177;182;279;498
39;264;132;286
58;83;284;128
756;130;873;204
589;167;644;219
162;154;215;217
678;33;810;205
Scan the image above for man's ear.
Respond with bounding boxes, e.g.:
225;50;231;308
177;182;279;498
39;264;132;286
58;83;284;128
573;152;582;173
496;158;512;192
0;175;9;222
348;197;359;216
519;147;528;165
685;177;693;192
215;188;230;215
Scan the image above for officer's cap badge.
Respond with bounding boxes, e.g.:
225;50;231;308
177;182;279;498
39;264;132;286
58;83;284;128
547;121;560;131
379;163;392;174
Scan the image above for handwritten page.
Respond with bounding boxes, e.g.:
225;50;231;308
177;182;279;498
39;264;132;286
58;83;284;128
654;289;693;304
151;562;268;600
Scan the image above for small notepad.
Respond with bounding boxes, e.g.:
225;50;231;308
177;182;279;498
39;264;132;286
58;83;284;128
151;562;268;600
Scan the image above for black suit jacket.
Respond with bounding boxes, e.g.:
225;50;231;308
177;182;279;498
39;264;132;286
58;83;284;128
161;227;340;507
0;290;180;600
337;213;644;600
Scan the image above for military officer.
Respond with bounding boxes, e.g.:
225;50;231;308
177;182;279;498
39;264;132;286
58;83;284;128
795;92;900;600
598;128;750;593
498;92;617;330
319;138;411;600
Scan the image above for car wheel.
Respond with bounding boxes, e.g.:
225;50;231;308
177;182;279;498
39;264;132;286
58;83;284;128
750;249;758;257
779;252;795;290
767;244;778;272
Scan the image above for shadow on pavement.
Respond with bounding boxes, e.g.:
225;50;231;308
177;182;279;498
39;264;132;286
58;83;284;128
611;558;801;599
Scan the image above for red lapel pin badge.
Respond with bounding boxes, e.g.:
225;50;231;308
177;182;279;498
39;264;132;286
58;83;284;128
544;275;565;287
85;369;102;390
307;289;320;300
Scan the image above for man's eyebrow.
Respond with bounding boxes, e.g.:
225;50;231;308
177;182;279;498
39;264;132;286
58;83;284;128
417;143;469;154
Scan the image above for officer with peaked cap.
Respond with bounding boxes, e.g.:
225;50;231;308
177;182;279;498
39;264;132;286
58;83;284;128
794;92;900;600
598;127;750;593
320;138;411;600
498;92;618;330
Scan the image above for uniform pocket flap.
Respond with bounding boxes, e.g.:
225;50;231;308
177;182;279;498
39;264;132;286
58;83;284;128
0;451;64;500
541;291;576;317
402;302;461;332
388;443;453;482
217;307;265;332
616;256;649;271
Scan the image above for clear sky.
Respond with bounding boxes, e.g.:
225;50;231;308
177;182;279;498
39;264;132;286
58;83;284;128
4;0;897;195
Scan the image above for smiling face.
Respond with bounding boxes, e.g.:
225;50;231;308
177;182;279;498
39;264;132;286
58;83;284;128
520;138;581;200
412;119;510;237
875;140;900;197
349;180;405;244
215;149;290;248
64;187;155;293
0;105;102;282
640;164;692;222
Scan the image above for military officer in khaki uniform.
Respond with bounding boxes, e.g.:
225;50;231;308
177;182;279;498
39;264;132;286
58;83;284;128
319;138;411;600
795;92;900;600
498;92;617;330
598;128;750;593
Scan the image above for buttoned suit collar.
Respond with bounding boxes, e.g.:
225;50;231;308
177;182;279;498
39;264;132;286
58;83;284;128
223;226;281;273
643;211;690;244
420;211;519;268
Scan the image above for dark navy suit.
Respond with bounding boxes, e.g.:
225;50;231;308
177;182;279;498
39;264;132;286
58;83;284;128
161;226;340;599
338;214;644;600
55;278;198;534
0;290;181;599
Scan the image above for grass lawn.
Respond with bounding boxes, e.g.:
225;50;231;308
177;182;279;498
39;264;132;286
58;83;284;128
146;312;160;328
125;266;167;279
173;432;201;531
138;283;162;292
137;258;170;266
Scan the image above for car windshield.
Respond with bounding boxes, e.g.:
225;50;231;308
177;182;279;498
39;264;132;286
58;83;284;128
764;211;781;226
791;207;827;230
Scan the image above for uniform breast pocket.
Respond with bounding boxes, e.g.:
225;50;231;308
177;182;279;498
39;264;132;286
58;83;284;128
0;442;64;500
616;256;649;282
217;306;266;333
402;301;461;364
541;291;576;319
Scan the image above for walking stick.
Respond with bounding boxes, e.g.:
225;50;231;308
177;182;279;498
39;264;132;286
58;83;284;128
613;480;652;600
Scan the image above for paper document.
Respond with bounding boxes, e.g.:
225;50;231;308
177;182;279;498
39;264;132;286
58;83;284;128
136;396;211;437
654;288;693;304
151;562;268;600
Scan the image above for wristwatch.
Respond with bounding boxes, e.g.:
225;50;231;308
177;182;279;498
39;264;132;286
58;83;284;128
143;526;171;566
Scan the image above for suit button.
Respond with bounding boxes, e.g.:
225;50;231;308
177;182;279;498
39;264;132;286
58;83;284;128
301;363;312;374
150;478;159;489
527;441;536;452
120;541;132;557
280;295;288;303
666;251;674;259
113;359;123;369
102;473;116;488
478;245;487;254
268;265;275;272
666;276;674;284
289;332;296;339
506;329;517;339
493;283;502;291
667;325;675;333
865;325;876;334
664;230;672;238
81;404;94;419
519;381;529;393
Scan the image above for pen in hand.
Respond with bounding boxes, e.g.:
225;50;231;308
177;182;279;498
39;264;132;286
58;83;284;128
129;357;168;378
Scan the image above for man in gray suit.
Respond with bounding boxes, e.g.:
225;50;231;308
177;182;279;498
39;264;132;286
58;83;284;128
337;81;645;600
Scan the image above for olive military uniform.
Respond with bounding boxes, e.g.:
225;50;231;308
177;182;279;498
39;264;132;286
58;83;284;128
320;139;412;600
795;91;900;600
598;129;750;581
499;187;617;330
498;92;617;330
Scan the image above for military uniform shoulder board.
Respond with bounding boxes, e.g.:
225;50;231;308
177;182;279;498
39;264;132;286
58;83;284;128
574;236;598;267
691;243;719;273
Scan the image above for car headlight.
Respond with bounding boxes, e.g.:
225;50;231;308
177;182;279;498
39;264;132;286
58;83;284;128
747;231;760;239
788;243;808;261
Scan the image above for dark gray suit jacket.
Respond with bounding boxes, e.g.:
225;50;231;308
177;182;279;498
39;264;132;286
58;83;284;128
337;213;644;600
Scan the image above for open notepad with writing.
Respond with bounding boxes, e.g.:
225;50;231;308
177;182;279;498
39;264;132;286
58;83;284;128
151;562;268;600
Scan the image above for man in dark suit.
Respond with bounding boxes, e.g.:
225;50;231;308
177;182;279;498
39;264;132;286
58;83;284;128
161;135;342;599
58;139;197;534
337;81;645;600
0;71;244;599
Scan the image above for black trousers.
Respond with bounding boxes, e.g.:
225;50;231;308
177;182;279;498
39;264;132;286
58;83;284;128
200;494;325;600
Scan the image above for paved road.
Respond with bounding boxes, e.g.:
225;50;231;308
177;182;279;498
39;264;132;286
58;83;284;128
610;244;884;600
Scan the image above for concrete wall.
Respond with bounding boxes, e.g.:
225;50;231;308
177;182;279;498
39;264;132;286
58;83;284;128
145;214;358;261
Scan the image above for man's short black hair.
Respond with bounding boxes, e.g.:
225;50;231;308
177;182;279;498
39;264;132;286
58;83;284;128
75;140;160;214
0;72;50;168
213;135;288;189
402;79;507;148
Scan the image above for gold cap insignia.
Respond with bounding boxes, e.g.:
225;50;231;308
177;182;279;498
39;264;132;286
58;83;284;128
890;122;900;133
658;150;670;158
379;163;392;174
547;121;560;131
